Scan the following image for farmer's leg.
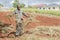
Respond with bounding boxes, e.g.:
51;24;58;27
15;20;23;36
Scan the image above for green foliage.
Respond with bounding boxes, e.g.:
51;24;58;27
20;3;25;8
13;0;25;8
13;0;19;8
13;3;17;8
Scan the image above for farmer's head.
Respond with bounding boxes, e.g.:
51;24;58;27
17;4;20;10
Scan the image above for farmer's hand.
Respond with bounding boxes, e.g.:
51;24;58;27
21;18;23;21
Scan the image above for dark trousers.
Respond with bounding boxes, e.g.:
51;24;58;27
15;23;23;36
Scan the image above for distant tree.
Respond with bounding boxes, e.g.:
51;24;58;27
20;3;25;8
13;0;19;8
13;0;25;8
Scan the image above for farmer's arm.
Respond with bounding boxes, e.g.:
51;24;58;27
22;12;28;17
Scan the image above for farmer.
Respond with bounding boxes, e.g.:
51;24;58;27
13;4;28;37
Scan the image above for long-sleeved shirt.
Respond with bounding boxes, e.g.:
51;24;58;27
14;9;27;23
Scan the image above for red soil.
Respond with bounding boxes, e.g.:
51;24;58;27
35;15;60;26
25;15;60;31
0;12;16;26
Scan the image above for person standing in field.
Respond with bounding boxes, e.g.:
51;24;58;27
13;4;28;37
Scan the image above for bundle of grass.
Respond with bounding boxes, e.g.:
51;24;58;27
0;21;12;34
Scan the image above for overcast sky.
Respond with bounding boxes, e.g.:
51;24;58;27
0;0;60;7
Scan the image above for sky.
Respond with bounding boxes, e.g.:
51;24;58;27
0;0;60;7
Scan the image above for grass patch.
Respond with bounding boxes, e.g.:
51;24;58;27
22;8;60;16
